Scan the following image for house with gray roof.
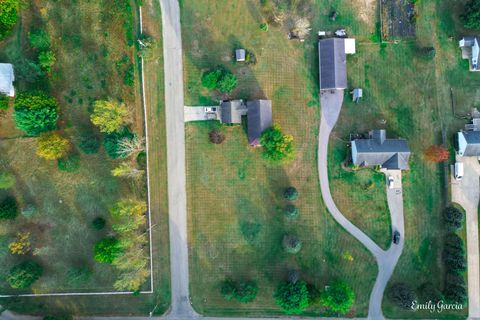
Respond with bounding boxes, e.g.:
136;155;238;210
220;100;247;124
247;100;272;146
457;131;480;156
459;36;480;71
0;63;14;97
351;129;411;170
318;38;355;91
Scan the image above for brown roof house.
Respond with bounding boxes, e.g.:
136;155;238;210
247;100;272;146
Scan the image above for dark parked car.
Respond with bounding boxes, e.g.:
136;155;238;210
393;231;401;244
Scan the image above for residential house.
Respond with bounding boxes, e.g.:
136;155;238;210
457;111;480;156
0;63;14;97
318;37;355;91
459;36;480;71
247;100;272;146
219;100;247;124
351;129;411;170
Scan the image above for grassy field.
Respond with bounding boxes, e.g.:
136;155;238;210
183;0;378;317
0;0;170;316
183;0;473;318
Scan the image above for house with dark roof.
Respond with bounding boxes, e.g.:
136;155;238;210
351;129;411;170
459;36;480;71
0;63;14;97
247;100;272;146
219;100;247;124
318;38;355;91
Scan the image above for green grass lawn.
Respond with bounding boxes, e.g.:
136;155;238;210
183;0;378;317
0;0;170;316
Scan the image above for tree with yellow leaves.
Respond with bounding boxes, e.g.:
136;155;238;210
90;100;129;133
36;132;70;160
9;232;31;255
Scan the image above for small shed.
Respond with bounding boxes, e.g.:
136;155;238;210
235;49;246;62
0;63;14;97
351;88;363;102
344;38;356;54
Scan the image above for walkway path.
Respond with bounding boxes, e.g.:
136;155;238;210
318;90;405;320
451;156;480;319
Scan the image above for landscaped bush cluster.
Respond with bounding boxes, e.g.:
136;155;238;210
221;279;258;303
201;67;238;93
28;28;56;73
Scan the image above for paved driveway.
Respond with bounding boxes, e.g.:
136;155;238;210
451;155;480;319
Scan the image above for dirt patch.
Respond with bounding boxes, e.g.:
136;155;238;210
381;0;416;39
355;0;378;28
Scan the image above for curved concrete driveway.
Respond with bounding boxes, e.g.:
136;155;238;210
318;90;405;320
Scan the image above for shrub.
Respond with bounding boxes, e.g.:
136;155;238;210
0;95;9;110
94;237;122;264
423;145;449;162
274;280;309;314
221;279;237;301
13;92;58;136
14;58;44;83
66;266;91;286
37;132;71;160
28;29;50;50
386;282;416;309
57;154;80;172
0;0;19;40
461;0;480;29
123;63;135;86
284;187;299;201
235;281;258;303
283;234;302;254
7;261;43;289
92;217;106;230
284;205;299;219
201;68;237;93
417;46;436;60
38;50;56;72
0;171;15;189
137;151;147;170
208;128;225;144
260;125;294;163
320;281;355;314
217;72;237;93
260;22;269;31
0;196;17;219
443;206;464;231
201;69;222;90
91;100;129;133
104;128;134;159
443;234;466;272
444;272;467;304
79;133;101;154
9;232;31;255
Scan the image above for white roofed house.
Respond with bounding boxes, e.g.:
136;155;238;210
459;36;480;71
0;63;14;97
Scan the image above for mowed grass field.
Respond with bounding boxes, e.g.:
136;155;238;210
183;0;377;317
0;0;170;316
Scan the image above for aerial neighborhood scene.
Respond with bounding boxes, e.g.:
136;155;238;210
1;0;480;319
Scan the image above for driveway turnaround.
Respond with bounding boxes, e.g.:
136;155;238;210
451;155;480;319
318;90;405;320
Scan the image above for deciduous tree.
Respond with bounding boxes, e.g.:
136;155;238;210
13;92;58;136
38;50;56;72
36;132;71;160
461;0;480;29
274;280;309;314
90;100;129;133
7;260;43;289
94;237;123;264
260;125;294;163
320;281;355;314
9;232;31;255
423;145;449;162
0;171;15;189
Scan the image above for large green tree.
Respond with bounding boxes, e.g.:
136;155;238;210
0;0;18;40
274;280;309;314
13;92;58;136
461;0;480;29
260;125;294;163
7;261;43;289
320;281;355;314
94;237;123;264
201;67;238;93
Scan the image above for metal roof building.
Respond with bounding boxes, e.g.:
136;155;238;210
318;38;347;90
0;63;14;97
247;100;272;146
457;131;480;157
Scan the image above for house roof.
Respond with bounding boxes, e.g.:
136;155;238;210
220;100;247;124
459;37;480;70
247;100;272;146
352;130;411;170
0;63;14;97
459;131;480;156
318;38;347;90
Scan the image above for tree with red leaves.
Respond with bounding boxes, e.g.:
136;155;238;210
424;145;449;162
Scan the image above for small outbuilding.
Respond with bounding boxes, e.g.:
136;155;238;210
0;63;15;97
247;100;272;147
220;100;247;124
459;36;480;71
235;49;246;62
351;88;363;102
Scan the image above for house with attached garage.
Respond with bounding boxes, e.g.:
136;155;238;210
0;63;15;97
318;37;355;91
459;36;480;71
457;110;480;157
351;129;411;170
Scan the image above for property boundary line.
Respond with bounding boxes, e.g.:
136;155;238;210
0;5;155;299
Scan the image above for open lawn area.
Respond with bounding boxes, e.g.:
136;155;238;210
0;0;170;316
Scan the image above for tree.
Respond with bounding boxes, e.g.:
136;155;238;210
92;217;106;230
418;282;443;302
423;145;449;162
283;234;302;254
111;162;144;179
235;281;258;303
260;125;294;162
7;261;43;289
274;280;309;314
284;205;299;219
104;128;135;159
0;0;18;40
14;58;44;83
209;128;225;144
79;133;101;154
284;186;299;201
320;281;355;314
444;272;467;304
37;132;71;160
110;200;147;233
38;50;56;72
386;282;416;309
57;154;80;172
443;206;464;231
90;100;129;133
116;136;145;158
0;171;15;189
461;0;480;29
201;69;222;90
443;234;466;272
0;196;17;220
217;72;238;93
9;232;31;255
13;92;58;136
28;29;50;50
94;237;123;264
221;279;236;301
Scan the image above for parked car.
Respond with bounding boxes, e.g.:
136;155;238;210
204;107;217;113
454;162;464;181
393;231;401;244
387;176;394;189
